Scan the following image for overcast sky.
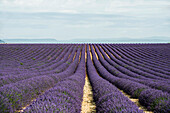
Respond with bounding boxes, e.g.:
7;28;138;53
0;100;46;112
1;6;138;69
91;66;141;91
0;0;170;41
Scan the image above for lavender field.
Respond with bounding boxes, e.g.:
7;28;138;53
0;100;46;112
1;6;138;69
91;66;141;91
0;44;169;113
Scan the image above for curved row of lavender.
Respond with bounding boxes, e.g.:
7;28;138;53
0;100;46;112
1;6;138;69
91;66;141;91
90;44;170;112
0;43;169;113
0;44;71;75
0;45;75;87
0;44;82;112
97;45;170;93
24;45;85;113
104;44;170;78
86;45;143;113
0;44;66;75
109;44;170;73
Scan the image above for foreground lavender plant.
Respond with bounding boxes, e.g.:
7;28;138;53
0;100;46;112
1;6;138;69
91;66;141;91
24;45;85;113
0;43;169;113
90;44;170;113
87;45;143;113
0;44;82;112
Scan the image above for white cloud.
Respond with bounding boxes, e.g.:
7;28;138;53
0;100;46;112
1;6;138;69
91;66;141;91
0;0;170;17
0;0;170;39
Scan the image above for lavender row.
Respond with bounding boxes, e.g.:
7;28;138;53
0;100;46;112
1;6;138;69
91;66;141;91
114;46;170;75
109;44;170;71
130;46;170;63
103;44;168;80
119;47;170;72
90;44;170;112
97;45;166;81
101;45;170;80
114;46;170;73
0;45;70;74
0;45;59;63
87;45;143;113
0;45;71;76
124;47;169;69
126;47;169;63
38;45;82;72
0;46;67;75
17;45;69;70
0;46;81;112
24;45;85;113
104;44;170;79
0;46;60;73
93;45;170;93
36;45;74;72
106;44;170;77
0;46;78;87
0;44;67;71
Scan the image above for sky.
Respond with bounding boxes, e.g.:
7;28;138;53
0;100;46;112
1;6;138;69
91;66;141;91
0;0;170;42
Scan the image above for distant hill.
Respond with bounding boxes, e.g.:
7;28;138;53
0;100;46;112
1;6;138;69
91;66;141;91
2;36;170;43
0;39;5;43
70;36;170;43
3;39;57;43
